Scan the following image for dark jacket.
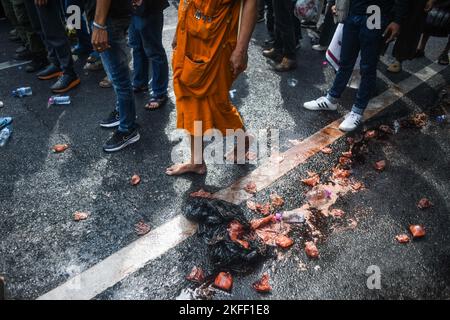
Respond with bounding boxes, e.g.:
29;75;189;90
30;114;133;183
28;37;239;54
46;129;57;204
131;0;169;16
85;0;131;22
349;0;409;24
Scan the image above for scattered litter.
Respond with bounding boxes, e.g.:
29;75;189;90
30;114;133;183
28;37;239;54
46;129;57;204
213;272;233;292
409;113;428;128
347;137;355;145
342;151;352;158
314;265;321;271
302;172;320;187
190;189;213;198
374;160;386;171
332;167;351;181
270;193;284;208
73;211;89;221
417;198;433;210
135;221;151;236
395;234;410;244
393;120;400;134
228;220;250;249
339;156;352;166
0;117;13;131
321;147;333;154
246;200;257;211
436;115;447;123
275;235;294;249
364;130;377;140
347;219;358;229
184;198;267;272
130;174;141;186
275;208;306;224
12;87;32;98
305;241;319;259
330;209;345;218
351;182;363;191
52;144;69;153
244;182;257;194
186;266;206;283
305;186;332;208
251;215;275;230
0;101;4;108
379;125;393;134
229;89;237;99
409;225;426;239
0;126;12;147
48;95;71;106
287;78;299;88
252;273;272;293
255;221;291;247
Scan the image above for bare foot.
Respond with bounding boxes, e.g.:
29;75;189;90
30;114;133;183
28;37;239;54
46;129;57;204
166;163;207;176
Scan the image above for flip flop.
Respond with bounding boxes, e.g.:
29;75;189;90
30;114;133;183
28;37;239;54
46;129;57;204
144;95;168;111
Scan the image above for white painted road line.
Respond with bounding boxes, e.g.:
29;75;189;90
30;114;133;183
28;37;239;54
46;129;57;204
37;63;447;300
0;60;31;71
37;215;197;300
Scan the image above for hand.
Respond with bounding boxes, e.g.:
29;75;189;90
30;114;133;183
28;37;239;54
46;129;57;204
230;49;248;78
35;0;48;6
383;22;400;44
425;0;435;12
92;27;110;53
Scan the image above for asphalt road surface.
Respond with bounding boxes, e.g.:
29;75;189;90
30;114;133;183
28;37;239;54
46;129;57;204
0;3;449;300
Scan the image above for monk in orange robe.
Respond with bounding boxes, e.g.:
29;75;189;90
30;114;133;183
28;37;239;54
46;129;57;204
166;0;257;176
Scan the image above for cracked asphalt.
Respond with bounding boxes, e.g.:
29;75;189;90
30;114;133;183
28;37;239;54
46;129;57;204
0;3;449;300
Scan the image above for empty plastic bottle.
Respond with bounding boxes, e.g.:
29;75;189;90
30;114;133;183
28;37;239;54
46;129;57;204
306;186;332;208
436;115;447;123
12;87;32;98
48;96;71;105
393;120;400;134
0;117;13;131
288;78;298;87
0;126;12;147
275;208;306;224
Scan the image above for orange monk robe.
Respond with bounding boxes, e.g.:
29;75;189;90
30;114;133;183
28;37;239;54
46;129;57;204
172;0;244;136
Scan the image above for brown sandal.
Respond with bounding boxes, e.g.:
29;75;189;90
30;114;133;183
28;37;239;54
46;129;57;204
144;95;168;111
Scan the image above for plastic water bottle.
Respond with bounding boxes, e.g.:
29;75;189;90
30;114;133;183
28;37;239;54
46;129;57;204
436;115;447;124
275;208;306;224
288;78;298;87
12;87;32;98
48;96;71;105
393;120;400;134
306;186;332;208
0;126;12;147
0;117;13;130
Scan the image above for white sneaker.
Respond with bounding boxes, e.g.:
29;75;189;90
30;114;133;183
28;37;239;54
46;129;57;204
303;96;338;111
339;111;363;132
312;44;327;52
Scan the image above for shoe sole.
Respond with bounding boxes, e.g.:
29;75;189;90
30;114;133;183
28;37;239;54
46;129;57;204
38;71;63;80
52;78;81;93
100;120;120;128
103;133;140;153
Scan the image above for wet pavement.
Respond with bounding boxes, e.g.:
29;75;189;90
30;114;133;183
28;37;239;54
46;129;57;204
0;4;449;300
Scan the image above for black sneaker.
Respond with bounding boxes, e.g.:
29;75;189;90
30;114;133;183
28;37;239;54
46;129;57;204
103;128;140;153
100;110;120;128
37;64;63;80
50;73;81;93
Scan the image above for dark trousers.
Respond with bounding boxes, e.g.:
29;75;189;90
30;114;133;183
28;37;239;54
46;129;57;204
35;0;75;75
273;0;296;59
100;18;136;133
319;5;337;47
64;0;93;53
265;0;274;36
23;0;47;58
128;13;169;98
328;15;386;114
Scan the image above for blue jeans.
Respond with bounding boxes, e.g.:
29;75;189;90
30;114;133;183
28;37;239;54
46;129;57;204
128;13;169;98
100;18;136;133
64;0;93;53
328;15;386;115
